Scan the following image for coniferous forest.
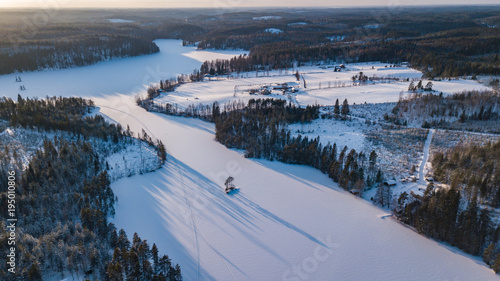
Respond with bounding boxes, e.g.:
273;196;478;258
396;140;500;271
1;7;499;77
213;99;382;192
0;97;179;280
139;97;382;192
387;90;500;133
1;5;500;280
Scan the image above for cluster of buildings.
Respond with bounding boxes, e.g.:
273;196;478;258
253;81;300;95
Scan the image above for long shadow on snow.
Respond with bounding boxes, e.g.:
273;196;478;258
171;157;327;256
162;156;290;266
151;112;215;135
250;157;344;194
250;156;496;271
113;166;218;281
142;159;264;276
161;155;329;266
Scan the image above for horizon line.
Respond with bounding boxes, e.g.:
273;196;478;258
1;4;499;10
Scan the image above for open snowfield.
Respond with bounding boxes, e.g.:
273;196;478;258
289;117;367;153
107;19;135;23
1;40;499;280
96;94;498;281
155;62;492;110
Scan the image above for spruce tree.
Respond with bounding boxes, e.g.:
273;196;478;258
333;99;340;117
152;244;159;274
341;99;350;119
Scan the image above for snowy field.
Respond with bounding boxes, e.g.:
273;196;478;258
155;62;492;110
289;117;367;153
107;19;135;23
288;114;429;180
1;41;499;280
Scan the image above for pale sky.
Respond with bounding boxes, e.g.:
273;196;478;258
0;0;498;8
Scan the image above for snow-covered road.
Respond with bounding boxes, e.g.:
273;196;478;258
419;129;435;183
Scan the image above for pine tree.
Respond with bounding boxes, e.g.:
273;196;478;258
158;255;172;276
341;99;350;119
408;81;415;91
152;243;159;275
417;80;423;90
369;150;377;171
375;169;383;183
157;140;167;163
493;255;500;273
425;81;433;91
396;192;408;214
212;101;220;120
375;184;387;207
333;99;340;117
483;243;497;266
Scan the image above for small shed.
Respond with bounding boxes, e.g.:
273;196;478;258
383;180;397;187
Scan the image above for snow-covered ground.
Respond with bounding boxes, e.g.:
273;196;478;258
288;112;428;180
0;127;160;181
98;94;499;281
2;41;499;280
289;118;366;153
265;28;283;34
154;62;491;110
107;19;135;23
253;16;282;20
327;35;346;42
0;39;244;99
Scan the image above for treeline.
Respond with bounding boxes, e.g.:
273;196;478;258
0;11;211;74
200;56;256;76
0;96;175;279
0;138;180;280
188;7;492;52
147;71;206;100
107;232;181;280
188;7;500;78
197;31;499;78
0;96;123;142
387;90;500;132
139;97;382;191
396;141;500;272
0;34;159;74
2;7;500;76
214;98;382;191
0;96;167;161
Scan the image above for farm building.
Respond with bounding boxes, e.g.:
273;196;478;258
383;180;397;186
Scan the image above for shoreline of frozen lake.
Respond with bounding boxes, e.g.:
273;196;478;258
1;41;498;280
0;39;245;100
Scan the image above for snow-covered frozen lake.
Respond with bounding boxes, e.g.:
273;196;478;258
1;41;498;280
0;39;244;99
